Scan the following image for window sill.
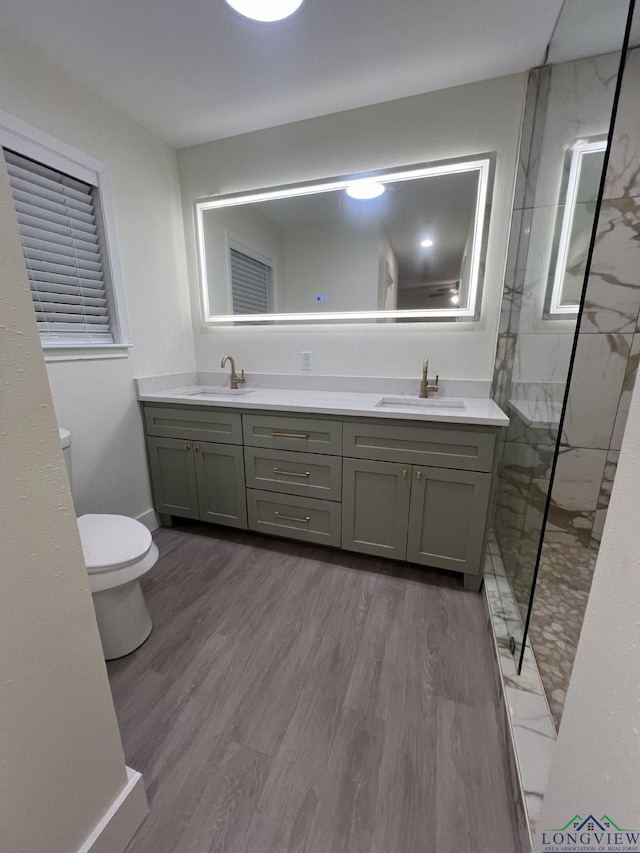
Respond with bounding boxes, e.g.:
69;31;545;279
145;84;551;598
43;343;131;363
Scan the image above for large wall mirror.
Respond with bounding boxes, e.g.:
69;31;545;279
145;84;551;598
195;156;494;324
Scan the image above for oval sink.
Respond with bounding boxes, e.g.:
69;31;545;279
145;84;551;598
375;396;466;411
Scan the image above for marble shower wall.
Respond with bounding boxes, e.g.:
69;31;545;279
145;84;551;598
529;45;640;727
491;53;621;628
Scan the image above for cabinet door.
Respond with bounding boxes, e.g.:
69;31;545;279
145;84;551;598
147;437;200;519
406;466;491;575
342;457;411;560
194;442;247;529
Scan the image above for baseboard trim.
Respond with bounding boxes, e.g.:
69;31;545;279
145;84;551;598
77;767;148;853
137;508;160;532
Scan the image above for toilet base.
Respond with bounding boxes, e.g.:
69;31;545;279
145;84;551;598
92;579;153;660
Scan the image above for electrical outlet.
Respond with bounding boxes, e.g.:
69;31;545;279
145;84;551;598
301;351;312;371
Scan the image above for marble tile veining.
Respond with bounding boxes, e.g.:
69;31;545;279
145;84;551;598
527;539;598;727
561;332;632;449
610;332;640;449
603;47;640;200
484;542;557;843
580;197;640;334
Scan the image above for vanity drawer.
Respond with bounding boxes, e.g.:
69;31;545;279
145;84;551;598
243;414;342;455
342;421;495;472
244;447;342;501
144;405;243;444
246;489;341;547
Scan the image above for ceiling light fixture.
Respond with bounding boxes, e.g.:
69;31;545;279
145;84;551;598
225;0;305;22
346;180;385;200
420;238;434;248
451;293;460;305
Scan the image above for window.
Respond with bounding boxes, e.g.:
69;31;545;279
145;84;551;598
1;112;129;358
228;235;274;315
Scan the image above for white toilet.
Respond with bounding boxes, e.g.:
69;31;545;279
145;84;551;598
60;428;158;660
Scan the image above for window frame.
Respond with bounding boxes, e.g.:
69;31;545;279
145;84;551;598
0;109;130;361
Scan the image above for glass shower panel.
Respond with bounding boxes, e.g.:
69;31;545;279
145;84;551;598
491;1;631;663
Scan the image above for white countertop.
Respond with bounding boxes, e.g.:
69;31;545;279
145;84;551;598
138;384;509;427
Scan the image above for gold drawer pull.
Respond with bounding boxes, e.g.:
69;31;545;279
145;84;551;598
416;470;422;480
402;469;408;479
274;511;310;524
271;431;310;439
273;468;310;478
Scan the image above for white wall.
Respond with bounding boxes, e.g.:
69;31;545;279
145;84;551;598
533;358;640;849
178;73;526;381
0;147;130;853
0;29;195;518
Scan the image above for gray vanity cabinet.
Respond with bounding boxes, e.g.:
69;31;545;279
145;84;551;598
342;458;411;560
342;459;490;574
341;419;496;589
406;466;491;575
142;402;500;589
147;436;200;520
147;433;247;529
194;443;247;528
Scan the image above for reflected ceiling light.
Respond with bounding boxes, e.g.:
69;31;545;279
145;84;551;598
420;238;434;248
345;180;385;200
451;293;460;305
225;0;305;22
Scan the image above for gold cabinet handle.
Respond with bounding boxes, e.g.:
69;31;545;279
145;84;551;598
271;431;310;439
194;445;200;452
273;468;310;478
402;469;408;479
416;470;422;480
274;511;310;523
184;443;191;450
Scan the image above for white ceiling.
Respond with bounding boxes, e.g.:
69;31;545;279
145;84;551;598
0;0;566;148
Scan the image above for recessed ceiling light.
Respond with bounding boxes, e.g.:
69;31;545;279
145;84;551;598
346;180;385;200
420;238;434;248
225;0;305;22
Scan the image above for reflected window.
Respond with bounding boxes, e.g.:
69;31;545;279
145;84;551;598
229;242;273;315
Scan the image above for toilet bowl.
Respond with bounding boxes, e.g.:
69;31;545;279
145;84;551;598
60;428;158;660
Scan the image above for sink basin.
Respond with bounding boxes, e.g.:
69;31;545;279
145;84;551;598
375;396;467;411
185;387;255;398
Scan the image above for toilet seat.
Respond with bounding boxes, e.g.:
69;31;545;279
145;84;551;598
77;514;152;572
77;513;158;594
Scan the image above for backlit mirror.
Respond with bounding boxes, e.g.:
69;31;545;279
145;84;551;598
195;156;493;324
547;137;607;315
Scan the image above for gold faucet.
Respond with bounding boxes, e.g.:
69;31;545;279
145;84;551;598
419;358;439;398
221;355;245;389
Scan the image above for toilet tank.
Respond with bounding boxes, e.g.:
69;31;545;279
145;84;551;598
59;427;72;485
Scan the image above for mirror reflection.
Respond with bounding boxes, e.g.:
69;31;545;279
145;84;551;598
547;138;607;314
196;158;492;323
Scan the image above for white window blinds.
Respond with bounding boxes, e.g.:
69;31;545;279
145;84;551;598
4;148;113;344
230;247;271;314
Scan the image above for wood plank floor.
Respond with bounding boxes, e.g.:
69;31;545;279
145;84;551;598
107;521;521;853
